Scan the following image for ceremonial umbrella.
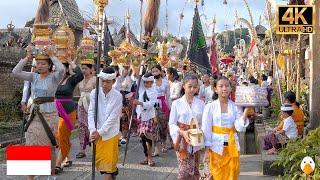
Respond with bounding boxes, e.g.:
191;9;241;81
220;56;234;64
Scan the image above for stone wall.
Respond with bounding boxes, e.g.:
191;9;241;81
0;47;29;99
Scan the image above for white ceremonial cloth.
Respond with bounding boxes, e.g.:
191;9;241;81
169;95;205;153
201;100;249;155
88;87;123;141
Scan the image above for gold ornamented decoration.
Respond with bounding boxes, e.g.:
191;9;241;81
78;37;95;65
52;24;75;63
108;40;147;67
156;41;169;66
31;24;52;60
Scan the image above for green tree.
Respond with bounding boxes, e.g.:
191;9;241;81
216;28;250;53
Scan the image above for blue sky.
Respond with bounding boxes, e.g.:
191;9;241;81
0;0;287;37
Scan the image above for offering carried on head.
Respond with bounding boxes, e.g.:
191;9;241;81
31;24;53;60
78;37;95;65
52;24;75;63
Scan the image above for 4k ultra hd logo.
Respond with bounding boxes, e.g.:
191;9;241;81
277;5;315;34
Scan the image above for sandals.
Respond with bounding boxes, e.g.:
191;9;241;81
140;160;148;165
148;161;156;167
140;159;156;167
152;153;159;157
161;148;168;153
76;152;86;159
54;166;63;174
63;161;73;167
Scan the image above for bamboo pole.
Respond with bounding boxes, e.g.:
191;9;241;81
92;1;108;179
296;35;301;101
265;0;283;103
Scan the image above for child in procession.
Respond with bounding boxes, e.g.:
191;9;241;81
169;73;205;180
202;76;251;179
88;67;123;180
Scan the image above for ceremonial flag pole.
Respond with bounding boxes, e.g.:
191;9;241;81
186;0;211;73
122;0;161;166
92;1;108;179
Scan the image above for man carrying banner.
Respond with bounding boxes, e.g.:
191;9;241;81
88;67;123;180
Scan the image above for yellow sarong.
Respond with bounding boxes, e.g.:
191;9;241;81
95;135;119;173
209;126;240;180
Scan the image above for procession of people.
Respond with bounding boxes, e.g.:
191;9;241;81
14;45;290;180
7;0;310;180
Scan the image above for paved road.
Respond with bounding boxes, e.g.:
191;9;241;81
0;136;274;180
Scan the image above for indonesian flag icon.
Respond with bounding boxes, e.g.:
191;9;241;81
6;146;51;175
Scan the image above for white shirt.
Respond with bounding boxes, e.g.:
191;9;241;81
169;95;205;153
88;87;123;141
199;83;210;101
267;76;272;86
261;81;268;88
21;81;31;103
154;78;171;109
201;100;249;155
283;116;298;139
136;85;157;122
169;80;182;101
113;76;122;91
123;76;133;92
204;86;214;104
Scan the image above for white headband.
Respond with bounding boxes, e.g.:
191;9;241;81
281;104;293;111
142;75;154;82
97;71;117;80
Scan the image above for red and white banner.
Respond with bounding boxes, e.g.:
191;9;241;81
6;146;51;175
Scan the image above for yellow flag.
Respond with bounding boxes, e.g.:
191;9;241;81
277;53;285;69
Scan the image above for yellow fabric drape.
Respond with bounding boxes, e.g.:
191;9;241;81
212;126;239;157
277;53;285;70
292;103;304;136
94;135;119;173
209;148;240;180
56;110;77;160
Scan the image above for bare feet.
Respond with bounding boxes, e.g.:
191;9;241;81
266;148;277;155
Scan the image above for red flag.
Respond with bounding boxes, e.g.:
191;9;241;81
248;39;255;53
209;36;219;74
248;38;258;58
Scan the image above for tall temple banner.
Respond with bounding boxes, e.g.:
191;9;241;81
187;5;211;72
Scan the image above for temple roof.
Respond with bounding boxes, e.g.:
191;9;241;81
113;25;140;47
255;25;267;35
49;0;84;30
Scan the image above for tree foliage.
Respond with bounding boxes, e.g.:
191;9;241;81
216;28;250;53
273;128;320;179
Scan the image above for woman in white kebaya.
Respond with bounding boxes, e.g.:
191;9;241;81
152;64;171;156
169;73;205;180
202;76;251;180
132;72;158;167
